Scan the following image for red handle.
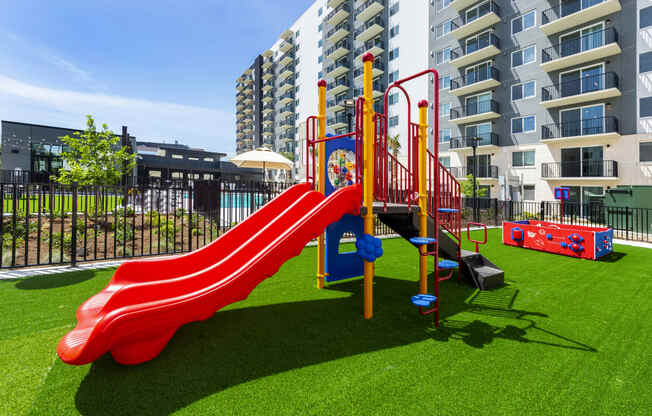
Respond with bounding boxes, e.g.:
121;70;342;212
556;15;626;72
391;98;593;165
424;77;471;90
467;222;487;253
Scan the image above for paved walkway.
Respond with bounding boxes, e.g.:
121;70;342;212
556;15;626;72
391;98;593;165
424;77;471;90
0;233;649;280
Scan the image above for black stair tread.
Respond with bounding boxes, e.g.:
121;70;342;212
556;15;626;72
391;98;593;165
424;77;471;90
474;265;504;277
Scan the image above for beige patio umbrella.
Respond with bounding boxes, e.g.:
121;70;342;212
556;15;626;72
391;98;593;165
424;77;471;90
230;147;293;181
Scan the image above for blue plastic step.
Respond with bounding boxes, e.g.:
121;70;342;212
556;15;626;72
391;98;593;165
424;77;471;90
438;260;459;269
438;208;459;213
411;294;437;307
409;237;437;246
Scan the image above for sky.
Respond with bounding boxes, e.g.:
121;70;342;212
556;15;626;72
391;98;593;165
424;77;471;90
0;0;313;156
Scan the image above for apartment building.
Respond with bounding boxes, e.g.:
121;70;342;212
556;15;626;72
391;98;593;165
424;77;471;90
235;0;430;179
430;0;652;204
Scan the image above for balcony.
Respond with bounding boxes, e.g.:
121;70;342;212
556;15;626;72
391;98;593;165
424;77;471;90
278;51;294;67
327;2;350;26
243;107;253;115
355;0;384;23
279;40;293;53
263;118;274;126
328;0;346;8
372;79;386;98
541;27;621;72
449;133;500;151
236;103;244;111
262;58;273;69
278;78;295;94
541;72;620;109
262;70;274;81
262;82;273;93
451;165;499;179
450;1;501;40
243;97;254;105
354;37;385;61
236;83;244;91
263;107;273;115
279;64;294;80
327;113;349;130
353;60;385;81
243;86;253;95
279;92;295;105
327;94;352;112
450;67;500;96
326;39;351;60
355;15;384;43
451;0;480;12
327;22;350;44
327;77;351;95
326;59;350;79
541;160;618;180
280;106;294;118
541;0;621;35
450;33;501;68
262;94;274;104
450;99;500;124
541;116;620;144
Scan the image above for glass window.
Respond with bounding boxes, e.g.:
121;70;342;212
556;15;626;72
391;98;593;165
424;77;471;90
523;185;535;201
513;150;535;167
642;97;652;118
389;93;399;105
641;6;652;29
390;25;399;38
512;81;536;100
389;48;399;60
640;142;652;162
640;52;652;73
439;129;451;142
512;46;535;67
512;10;535;34
439;103;451;118
512;116;536;133
389;116;399;127
439;156;450;168
439;75;450;90
390;2;399;16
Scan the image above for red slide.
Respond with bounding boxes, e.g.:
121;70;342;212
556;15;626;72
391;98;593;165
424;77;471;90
57;183;361;365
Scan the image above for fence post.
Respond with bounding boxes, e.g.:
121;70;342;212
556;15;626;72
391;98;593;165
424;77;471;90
540;201;544;221
626;207;630;241
71;182;78;267
493;198;498;226
188;183;193;252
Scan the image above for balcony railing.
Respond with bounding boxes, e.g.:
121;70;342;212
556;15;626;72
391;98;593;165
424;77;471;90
355;15;384;36
541;160;618;178
327;77;351;91
327;94;352;108
450;67;500;91
327;21;350;38
327;113;349;127
327;2;350;20
542;27;618;63
541;116;619;140
541;72;618;102
280;116;295;126
450;99;500;120
450;1;500;30
326;39;351;56
451;165;499;179
354;0;385;20
326;58;350;74
449;133;500;149
353;60;385;78
451;33;500;60
354;37;385;57
542;0;611;25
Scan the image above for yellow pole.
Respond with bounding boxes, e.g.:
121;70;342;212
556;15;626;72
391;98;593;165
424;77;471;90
362;53;375;319
418;100;429;295
316;80;327;289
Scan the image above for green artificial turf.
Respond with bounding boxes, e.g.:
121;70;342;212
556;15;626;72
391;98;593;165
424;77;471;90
1;229;651;415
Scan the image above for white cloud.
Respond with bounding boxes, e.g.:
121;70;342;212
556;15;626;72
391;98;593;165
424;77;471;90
0;74;235;154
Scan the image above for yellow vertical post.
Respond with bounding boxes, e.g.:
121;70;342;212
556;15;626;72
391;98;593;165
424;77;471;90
362;53;375;319
316;80;327;289
418;100;429;295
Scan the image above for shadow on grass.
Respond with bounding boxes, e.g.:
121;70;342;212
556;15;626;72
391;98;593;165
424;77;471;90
431;287;597;352
14;270;96;290
599;251;627;263
73;275;593;415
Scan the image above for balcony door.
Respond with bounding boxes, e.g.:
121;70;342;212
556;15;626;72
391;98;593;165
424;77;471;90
465;122;492;145
560;23;603;57
465;92;491;116
582;146;604;177
465;61;491;86
561;148;581;177
560;104;604;137
465;31;491;54
466;154;491;177
560;64;603;97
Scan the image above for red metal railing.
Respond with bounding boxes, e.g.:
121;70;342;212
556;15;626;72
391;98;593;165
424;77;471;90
427;150;461;243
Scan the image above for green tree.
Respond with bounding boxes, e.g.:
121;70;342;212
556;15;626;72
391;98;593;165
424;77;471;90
387;134;401;158
281;151;295;162
55;115;136;186
461;174;488;198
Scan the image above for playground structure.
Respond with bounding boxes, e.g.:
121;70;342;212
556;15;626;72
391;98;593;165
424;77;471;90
57;54;503;366
503;220;613;260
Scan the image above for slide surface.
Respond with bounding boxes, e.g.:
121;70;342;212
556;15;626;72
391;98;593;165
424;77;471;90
57;184;361;365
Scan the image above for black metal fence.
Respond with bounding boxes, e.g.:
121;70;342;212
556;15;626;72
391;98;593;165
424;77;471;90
0;180;396;269
461;198;652;243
